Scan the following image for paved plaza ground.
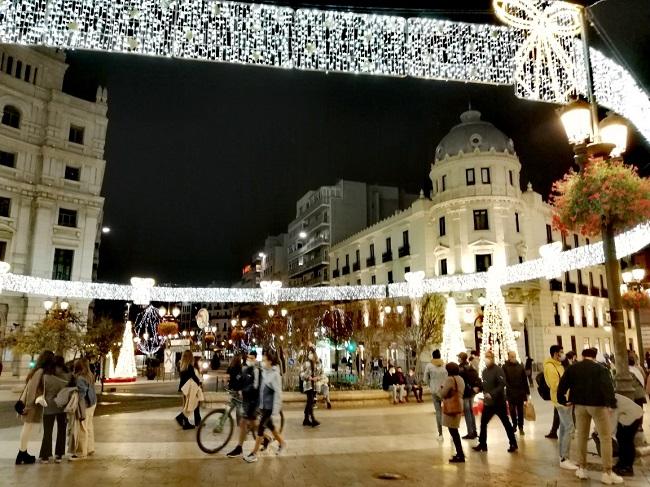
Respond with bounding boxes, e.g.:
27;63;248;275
0;392;649;487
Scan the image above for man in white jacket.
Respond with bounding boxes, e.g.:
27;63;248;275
424;349;448;441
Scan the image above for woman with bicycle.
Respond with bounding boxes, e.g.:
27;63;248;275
244;350;286;463
175;350;202;430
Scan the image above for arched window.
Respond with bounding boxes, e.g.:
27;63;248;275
2;105;20;128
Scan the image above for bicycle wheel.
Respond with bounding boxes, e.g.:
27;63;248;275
250;410;286;440
197;408;234;454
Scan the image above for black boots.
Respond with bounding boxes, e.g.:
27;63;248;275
302;418;313;426
175;413;185;427
16;450;36;465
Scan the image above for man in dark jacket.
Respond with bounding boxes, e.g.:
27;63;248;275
458;352;479;439
503;351;530;435
557;347;621;484
473;350;518;453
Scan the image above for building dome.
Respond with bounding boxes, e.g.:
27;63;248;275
435;110;515;162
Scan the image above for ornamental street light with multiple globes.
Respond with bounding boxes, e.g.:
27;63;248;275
621;267;647;363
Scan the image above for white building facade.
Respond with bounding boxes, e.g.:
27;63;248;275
331;110;639;365
0;47;107;367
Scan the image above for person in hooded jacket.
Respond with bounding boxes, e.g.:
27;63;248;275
243;350;286;463
16;350;55;465
424;349;448;441
39;355;73;463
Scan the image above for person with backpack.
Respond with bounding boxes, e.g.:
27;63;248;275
458;352;479;439
226;350;261;458
503;351;530;436
543;345;577;471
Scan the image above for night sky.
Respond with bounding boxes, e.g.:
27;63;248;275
60;0;650;286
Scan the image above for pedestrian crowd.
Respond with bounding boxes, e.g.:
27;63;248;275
14;351;97;465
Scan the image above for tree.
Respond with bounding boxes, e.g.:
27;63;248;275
404;293;445;370
480;280;518;367
86;316;123;392
12;307;85;357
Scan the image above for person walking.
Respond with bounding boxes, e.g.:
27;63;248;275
472;350;518;454
458;352;479;439
70;358;97;460
244;351;286;463
611;392;643;477
544;345;577;471
15;350;54;465
503;351;530;435
441;362;466;463
39;355;73;463
424;349;448;442
557;348;622;484
226;350;261;458
300;347;320;427
176;350;202;430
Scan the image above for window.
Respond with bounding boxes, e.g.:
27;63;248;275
24;65;31;82
439;216;446;237
0;241;6;261
345;254;349;266
573;234;579;248
58;208;77;228
439;258;448;276
571;336;577;352
388;271;393;284
5;56;12;74
386;237;391;252
475;253;492;273
481;167;491;184
0;150;15;168
52;248;74;281
509;170;514;186
14;60;21;79
473;209;489;230
32;67;38;85
518;256;524;263
546;224;553;244
0;197;9;217
371;275;376;285
441;175;446;192
2;105;20;128
556;336;563;347
404;266;410;273
402;230;409;247
369;243;375;258
515;212;520;233
466;168;475;186
68;125;85;145
586;238;590;245
64;166;80;181
355;249;360;264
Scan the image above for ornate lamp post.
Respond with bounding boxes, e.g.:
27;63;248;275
621;267;647;362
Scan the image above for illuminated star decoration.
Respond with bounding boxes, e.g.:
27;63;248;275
493;0;582;103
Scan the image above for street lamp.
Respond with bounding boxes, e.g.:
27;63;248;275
281;308;288;317
622;267;647;362
558;94;631;394
268;308;275;318
60;301;69;311
172;306;180;318
43;300;53;311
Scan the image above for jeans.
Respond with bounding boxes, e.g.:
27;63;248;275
549;407;560;434
40;413;67;459
448;427;464;458
390;384;405;403
432;394;443;436
556;404;574;461
478;403;517;448
509;399;525;429
463;396;477;436
616;418;642;468
77;404;96;456
575;405;612;471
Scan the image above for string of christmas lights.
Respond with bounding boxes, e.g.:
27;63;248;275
440;296;466;363
0;1;647;142
111;320;138;380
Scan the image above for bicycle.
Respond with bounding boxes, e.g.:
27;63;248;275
197;389;285;454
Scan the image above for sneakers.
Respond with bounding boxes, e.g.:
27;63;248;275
54;456;63;463
311;420;320;428
601;472;623;485
575;468;588;480
243;453;258;463
560;459;578;470
226;445;243;458
507;445;518;453
37;457;50;464
302;418;313;427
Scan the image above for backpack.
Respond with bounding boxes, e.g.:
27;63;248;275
240;365;260;400
535;372;551;401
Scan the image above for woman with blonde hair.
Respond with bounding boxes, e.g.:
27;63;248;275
69;358;97;460
176;350;202;430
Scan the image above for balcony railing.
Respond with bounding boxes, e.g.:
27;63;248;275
568;315;575;327
352;262;360;272
382;251;393;263
366;256;375;267
550;279;563;291
590;286;600;297
342;265;350;276
332;269;340;278
581;316;588;327
398;245;410;258
601;288;609;298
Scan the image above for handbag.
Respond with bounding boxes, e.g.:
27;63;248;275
442;377;463;415
14;383;27;415
524;401;536;421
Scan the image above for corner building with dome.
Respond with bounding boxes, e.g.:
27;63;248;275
329;110;640;366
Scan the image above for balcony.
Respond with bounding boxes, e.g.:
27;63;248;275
578;284;588;295
565;281;576;293
352;262;360;272
342;265;350;276
554;315;561;326
398;245;410;258
601;288;609;298
581;316;588;327
366;256;375;267
332;269;340;279
550;279;563;291
382;251;393;263
568;315;575;327
590;287;600;297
